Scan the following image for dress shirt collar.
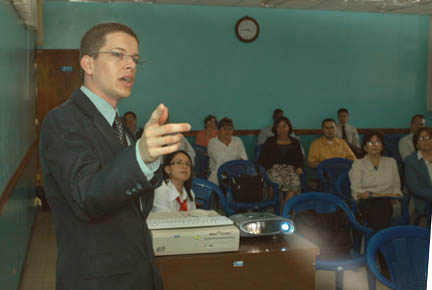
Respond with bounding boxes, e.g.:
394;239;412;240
80;85;119;126
417;150;430;164
418;150;423;160
167;180;187;202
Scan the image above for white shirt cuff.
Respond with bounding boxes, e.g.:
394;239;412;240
135;139;161;180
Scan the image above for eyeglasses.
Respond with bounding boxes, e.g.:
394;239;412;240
91;51;144;66
170;160;191;168
418;135;432;142
366;141;381;146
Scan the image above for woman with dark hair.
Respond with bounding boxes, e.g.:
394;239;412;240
405;127;432;224
258;117;304;202
349;131;402;231
152;150;196;212
196;115;218;147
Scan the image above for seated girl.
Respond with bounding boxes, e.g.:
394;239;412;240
152;150;196;212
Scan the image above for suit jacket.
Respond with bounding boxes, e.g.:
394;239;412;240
405;151;432;216
40;89;163;290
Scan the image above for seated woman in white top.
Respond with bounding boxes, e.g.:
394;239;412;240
349;131;403;231
207;117;248;185
152;150;196;212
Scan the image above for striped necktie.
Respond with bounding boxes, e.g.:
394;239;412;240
113;113;128;146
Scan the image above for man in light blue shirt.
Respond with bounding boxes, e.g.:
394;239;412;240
39;22;190;290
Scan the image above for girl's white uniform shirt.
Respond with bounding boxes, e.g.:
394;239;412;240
152;180;196;212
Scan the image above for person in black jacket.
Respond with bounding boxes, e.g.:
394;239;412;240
258;117;304;205
40;22;190;290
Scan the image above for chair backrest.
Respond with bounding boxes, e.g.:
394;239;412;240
217;160;259;184
191;144;210;179
255;144;263;162
383;134;404;163
191;178;233;216
217;160;280;215
282;192;373;256
335;172;356;210
283;192;356;224
366;225;430;290
317;158;353;193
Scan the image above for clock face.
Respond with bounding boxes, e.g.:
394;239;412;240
236;17;259;43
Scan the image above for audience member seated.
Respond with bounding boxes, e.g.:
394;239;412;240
399;114;426;161
152;150;196;212
207;117;248;185
195;115;218;147
258;117;304;202
336;108;362;157
405;127;432;224
257;108;300;146
349;131;403;231
124;111;143;139
308;118;356;168
258;117;304;199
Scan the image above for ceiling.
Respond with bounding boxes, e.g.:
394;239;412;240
52;0;432;15
10;0;432;33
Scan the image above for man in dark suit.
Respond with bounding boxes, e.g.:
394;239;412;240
39;23;190;290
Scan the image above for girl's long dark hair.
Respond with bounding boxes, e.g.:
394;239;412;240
162;150;194;202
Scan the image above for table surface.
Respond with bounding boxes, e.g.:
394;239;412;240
155;234;320;290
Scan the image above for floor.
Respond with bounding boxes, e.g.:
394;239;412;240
18;210;390;290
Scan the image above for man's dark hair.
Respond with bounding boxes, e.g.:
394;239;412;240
80;22;139;78
272;117;293;137
411;114;425;124
124;111;136;120
162;150;194;202
272;108;284;118
321;118;336;128
203;115;217;128
413;127;432;150
218;117;233;130
337;108;349;115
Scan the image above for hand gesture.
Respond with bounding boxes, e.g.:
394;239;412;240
138;104;191;163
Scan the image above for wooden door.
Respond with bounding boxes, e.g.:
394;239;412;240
36;49;82;183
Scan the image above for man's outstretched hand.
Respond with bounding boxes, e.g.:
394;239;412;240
139;104;191;163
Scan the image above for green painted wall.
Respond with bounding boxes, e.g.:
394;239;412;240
41;2;431;137
0;1;37;289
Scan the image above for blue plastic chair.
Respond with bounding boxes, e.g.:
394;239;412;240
191;144;210;179
334;172;357;212
254;144;263;163
335;172;410;226
366;225;430;290
282;192;375;290
191;178;232;215
317;158;353;194
217;160;280;215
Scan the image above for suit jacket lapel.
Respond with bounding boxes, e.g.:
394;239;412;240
70;89;125;155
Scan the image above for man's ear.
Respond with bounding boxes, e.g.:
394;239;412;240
80;55;94;76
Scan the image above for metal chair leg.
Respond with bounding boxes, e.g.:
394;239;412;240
336;270;344;290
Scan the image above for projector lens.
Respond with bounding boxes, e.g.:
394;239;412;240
280;221;294;235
